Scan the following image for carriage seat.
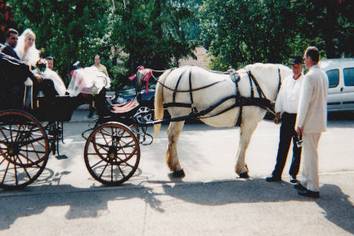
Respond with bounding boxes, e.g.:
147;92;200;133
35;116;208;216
111;99;139;114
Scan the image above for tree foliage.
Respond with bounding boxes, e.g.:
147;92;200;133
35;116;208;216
200;0;354;70
4;0;200;88
6;0;119;84
1;0;353;81
111;0;199;72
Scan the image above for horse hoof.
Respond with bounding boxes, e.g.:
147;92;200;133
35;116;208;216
239;172;249;179
168;169;185;179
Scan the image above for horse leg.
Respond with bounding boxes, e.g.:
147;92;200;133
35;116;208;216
166;121;185;178
235;119;258;178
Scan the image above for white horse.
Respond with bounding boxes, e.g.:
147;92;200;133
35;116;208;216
154;64;292;178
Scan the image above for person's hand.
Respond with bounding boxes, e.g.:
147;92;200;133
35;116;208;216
296;126;303;138
274;112;281;124
34;73;42;82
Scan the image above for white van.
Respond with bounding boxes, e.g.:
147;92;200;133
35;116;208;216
319;58;354;112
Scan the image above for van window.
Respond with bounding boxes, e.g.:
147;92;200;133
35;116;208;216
326;69;339;88
344;68;354;87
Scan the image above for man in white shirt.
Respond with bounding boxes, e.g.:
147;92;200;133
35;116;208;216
295;46;328;198
266;57;303;183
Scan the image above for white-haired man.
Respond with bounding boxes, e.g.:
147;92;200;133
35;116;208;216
295;46;328;198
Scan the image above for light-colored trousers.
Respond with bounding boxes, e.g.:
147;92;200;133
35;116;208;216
300;133;321;192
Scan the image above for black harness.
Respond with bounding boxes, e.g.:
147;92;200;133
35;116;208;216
157;68;282;126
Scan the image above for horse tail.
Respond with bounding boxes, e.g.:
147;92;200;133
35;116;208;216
154;69;173;138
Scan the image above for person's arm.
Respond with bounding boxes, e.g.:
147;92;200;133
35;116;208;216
103;66;109;77
296;74;314;134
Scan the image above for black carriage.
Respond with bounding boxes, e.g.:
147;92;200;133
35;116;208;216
0;53;153;190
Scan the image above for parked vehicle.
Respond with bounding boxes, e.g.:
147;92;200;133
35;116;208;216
320;58;354;112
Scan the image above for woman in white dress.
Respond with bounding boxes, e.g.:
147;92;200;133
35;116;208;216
15;29;58;107
14;29;41;108
15;29;40;68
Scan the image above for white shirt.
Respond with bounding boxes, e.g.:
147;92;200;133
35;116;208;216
275;74;303;114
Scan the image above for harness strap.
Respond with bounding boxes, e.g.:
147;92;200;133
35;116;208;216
158;68;277;127
157;79;223;92
164;102;192;108
277;68;282;92
172;71;185;103
275;68;282;101
188;70;197;113
249;75;254;98
230;72;243;127
248;71;266;99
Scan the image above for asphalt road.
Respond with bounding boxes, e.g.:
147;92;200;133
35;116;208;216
0;110;353;236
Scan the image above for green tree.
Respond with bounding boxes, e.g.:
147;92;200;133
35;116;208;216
6;0;127;88
200;0;297;70
112;0;199;73
0;0;16;42
6;0;201;88
200;0;354;70
289;0;354;58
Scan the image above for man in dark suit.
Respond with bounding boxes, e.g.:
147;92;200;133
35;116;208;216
266;57;304;184
1;28;20;59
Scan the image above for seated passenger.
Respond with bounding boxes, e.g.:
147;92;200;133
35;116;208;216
35;58;67;96
0;52;39;109
67;63;111;97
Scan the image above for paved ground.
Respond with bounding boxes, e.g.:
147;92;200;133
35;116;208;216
0;110;353;236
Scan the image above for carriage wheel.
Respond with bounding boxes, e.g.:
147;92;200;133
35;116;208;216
84;122;140;186
91;122;140;160
0;110;49;190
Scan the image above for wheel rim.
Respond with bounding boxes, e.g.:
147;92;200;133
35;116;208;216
0;110;49;189
84;122;140;185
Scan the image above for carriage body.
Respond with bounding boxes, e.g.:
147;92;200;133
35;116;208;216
0;55;152;189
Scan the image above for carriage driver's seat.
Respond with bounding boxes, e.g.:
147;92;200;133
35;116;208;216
110;98;139;114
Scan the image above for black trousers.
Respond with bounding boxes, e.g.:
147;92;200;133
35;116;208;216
272;112;302;178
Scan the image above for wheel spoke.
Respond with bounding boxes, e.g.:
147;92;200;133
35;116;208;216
9;125;13;142
116;163;126;178
117;151;136;156
98;162;109;178
15;154;32;180
117;141;129;160
121;162;135;169
99;130;112;147
100;128;112;137
1;160;10;184
14;124;24;143
114;154;135;169
0;127;10;143
92;141;110;151
119;139;135;148
19;136;46;148
110;162;113;182
99;129;113;146
19;148;47;154
0;156;6;166
90;159;105;169
13;156;18;185
17;153;42;169
29;142;43;162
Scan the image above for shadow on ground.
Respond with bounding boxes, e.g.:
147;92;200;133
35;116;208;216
0;177;353;234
